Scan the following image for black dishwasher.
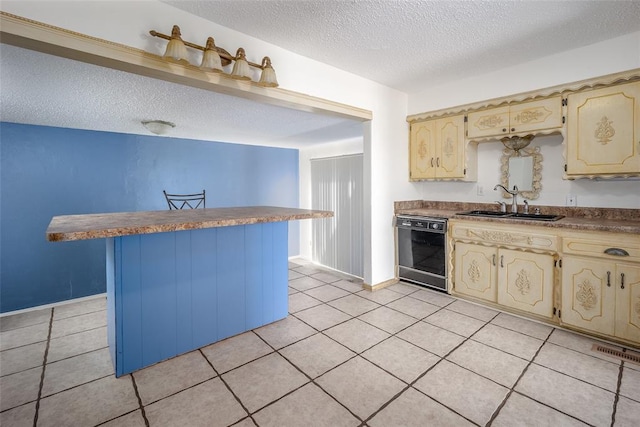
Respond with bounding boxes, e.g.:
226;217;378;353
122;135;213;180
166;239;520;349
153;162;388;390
395;215;448;292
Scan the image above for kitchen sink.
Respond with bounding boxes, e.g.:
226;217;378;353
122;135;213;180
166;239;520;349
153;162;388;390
457;211;564;221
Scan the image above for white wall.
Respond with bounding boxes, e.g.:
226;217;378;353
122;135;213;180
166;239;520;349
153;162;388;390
409;32;640;113
428;135;640;209
409;31;640;209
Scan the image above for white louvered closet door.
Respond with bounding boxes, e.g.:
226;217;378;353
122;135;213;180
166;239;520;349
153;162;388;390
311;154;363;278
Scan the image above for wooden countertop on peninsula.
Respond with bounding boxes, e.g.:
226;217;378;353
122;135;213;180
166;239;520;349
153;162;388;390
46;206;333;242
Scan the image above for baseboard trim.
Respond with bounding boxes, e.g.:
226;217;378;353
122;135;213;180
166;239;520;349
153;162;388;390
363;278;399;292
0;293;107;317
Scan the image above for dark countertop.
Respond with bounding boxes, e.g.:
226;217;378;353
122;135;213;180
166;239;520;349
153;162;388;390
395;202;640;234
46;206;333;242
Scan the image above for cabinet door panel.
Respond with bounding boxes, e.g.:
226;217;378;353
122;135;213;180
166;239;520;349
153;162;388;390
410;121;436;179
615;263;640;343
437;115;465;178
561;257;615;335
467;106;510;139
510;97;563;134
454;242;497;302
498;249;554;318
566;81;640;175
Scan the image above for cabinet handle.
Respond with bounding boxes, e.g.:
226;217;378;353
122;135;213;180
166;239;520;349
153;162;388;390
492;254;496;266
436;157;440;167
604;248;629;256
607;271;611;287
500;255;504;268
511;127;515;132
431;157;434;167
502;128;507;132
621;273;625;289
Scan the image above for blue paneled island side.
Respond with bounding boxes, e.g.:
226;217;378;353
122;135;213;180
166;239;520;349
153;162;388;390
46;206;332;376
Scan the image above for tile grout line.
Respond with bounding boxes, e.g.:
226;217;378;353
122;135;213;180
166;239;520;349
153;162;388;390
44;345;110;367
258;327;365;422
208;281;563;425
8;275;633;426
485;326;553;426
198;348;257;426
129;374;150;426
290;295;468;425
526;360;623;396
610;361;624;427
32;308;54;427
484;327;600;427
288;285;488;425
250;327;365;424
360;304;499;427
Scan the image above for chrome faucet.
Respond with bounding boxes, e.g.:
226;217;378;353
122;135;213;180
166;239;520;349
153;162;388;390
494;184;519;213
495;201;507;213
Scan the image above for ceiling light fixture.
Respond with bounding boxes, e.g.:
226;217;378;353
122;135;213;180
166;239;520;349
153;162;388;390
162;25;189;63
149;25;279;87
199;37;223;72
501;135;534;153
230;48;252;80
142;120;176;136
258;56;278;88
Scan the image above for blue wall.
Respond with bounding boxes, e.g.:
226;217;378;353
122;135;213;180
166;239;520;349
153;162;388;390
0;122;299;313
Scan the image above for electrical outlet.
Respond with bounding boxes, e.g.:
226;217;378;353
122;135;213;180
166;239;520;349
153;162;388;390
566;194;577;206
477;185;484;196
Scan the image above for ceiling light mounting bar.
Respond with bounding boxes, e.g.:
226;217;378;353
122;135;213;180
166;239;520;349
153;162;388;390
148;25;277;87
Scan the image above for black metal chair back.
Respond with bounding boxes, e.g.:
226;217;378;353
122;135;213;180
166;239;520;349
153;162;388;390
163;190;206;210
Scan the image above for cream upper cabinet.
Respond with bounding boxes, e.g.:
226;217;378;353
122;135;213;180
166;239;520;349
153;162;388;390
450;220;558;318
565;81;640;177
561;230;640;344
467;106;510;139
467;97;563;140
409;120;436;179
409;115;475;181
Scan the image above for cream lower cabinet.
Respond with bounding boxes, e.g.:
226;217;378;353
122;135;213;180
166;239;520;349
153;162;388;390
497;249;555;318
450;221;640;345
454;242;497;302
565;80;640;177
561;231;640;344
450;220;557;319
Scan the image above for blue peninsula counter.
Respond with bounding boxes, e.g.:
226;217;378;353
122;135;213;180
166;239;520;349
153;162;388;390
46;206;332;376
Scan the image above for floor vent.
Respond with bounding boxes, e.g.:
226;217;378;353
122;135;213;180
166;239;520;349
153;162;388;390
592;344;640;365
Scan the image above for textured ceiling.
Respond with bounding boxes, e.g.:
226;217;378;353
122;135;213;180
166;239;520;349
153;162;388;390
0;44;363;148
164;0;640;92
2;1;639;146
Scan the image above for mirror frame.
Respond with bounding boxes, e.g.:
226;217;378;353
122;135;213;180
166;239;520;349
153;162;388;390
500;146;542;200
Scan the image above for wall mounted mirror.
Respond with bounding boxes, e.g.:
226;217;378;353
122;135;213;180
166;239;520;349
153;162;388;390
499;135;542;200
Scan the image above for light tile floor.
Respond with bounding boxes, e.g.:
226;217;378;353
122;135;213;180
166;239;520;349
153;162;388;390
2;259;640;426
